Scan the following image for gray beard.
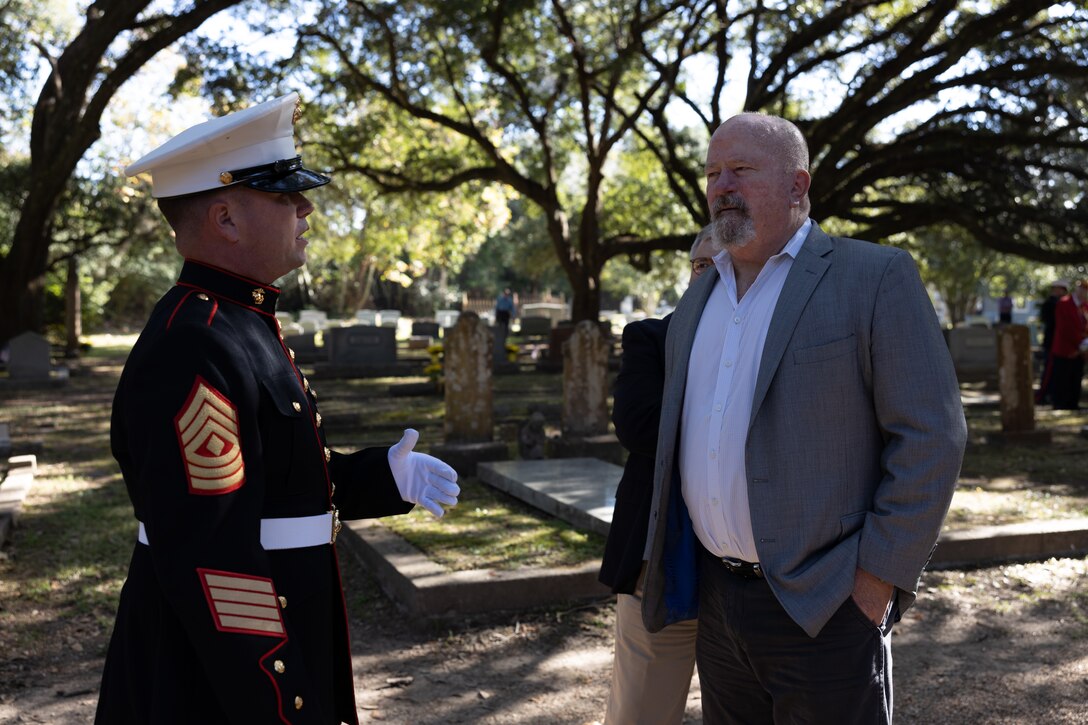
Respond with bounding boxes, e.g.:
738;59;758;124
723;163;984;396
711;212;756;251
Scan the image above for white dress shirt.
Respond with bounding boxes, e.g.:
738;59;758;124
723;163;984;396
680;219;811;562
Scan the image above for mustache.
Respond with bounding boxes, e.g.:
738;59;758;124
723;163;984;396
712;195;748;217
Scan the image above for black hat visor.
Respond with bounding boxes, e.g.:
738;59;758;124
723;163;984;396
227;155;331;193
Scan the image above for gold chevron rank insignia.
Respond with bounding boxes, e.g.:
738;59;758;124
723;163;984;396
198;568;285;637
174;377;245;495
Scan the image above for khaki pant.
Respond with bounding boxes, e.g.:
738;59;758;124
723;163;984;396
605;590;697;725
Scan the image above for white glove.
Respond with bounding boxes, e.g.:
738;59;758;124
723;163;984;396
388;429;460;518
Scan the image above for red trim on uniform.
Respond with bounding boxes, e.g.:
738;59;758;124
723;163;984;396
175;376;245;495
205;297;219;326
166;290;197;330
259;639;293;725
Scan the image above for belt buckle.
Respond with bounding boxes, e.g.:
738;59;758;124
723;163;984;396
330;507;342;544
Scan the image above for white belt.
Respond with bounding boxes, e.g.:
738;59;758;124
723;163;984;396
137;512;338;550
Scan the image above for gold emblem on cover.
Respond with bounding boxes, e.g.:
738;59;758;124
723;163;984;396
251;288;265;305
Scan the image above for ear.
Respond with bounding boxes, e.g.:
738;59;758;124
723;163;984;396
207;195;241;244
789;169;811;207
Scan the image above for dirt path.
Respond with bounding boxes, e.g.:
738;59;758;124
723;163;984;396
6;554;1084;724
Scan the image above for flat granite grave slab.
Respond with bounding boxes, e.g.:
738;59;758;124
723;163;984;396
338;519;608;618
0;455;37;546
477;458;621;537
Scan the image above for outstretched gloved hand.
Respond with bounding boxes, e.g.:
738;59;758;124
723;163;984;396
388;429;460;518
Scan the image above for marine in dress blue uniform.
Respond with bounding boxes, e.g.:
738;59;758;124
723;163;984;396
96;93;459;724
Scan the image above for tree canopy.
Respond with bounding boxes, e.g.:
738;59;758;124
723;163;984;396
2;0;1086;340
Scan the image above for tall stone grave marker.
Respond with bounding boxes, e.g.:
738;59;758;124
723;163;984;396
561;320;609;436
444;312;493;443
990;324;1050;445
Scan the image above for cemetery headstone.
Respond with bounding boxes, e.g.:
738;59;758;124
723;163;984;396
989;324;1051;445
443;312;493;443
353;310;379;327
298;309;328;330
945;326;997;385
436;309;460;329
561;321;609;436
518;316;552;338
378;309;402;328
326;325;397;366
411;321;441;339
8;332;51;381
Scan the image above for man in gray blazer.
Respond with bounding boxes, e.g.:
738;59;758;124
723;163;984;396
640;113;966;723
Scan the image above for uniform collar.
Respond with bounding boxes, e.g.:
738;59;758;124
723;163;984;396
177;259;280;315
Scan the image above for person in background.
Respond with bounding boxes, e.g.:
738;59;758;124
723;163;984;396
1036;278;1069;405
96;93;460;724
495;287;516;333
1049;279;1088;410
601;226;715;725
640;112;966;723
998;289;1014;324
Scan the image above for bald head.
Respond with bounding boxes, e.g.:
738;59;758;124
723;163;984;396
718;113;810;204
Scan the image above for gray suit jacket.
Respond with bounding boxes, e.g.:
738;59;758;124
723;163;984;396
642;223;967;638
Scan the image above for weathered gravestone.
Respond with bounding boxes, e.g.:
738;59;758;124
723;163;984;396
561;321;609;436
432;312;508;473
8;332;51;381
945;326;997;385
325;325;397;366
988;324;1051;446
443;312;493;443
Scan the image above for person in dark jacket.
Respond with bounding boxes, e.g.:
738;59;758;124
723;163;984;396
96;93;460;724
1036;279;1069;405
600;228;714;725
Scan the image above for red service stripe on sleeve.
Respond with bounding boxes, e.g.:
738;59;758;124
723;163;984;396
198;569;285;638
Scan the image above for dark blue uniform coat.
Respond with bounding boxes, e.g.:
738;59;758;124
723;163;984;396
96;261;412;724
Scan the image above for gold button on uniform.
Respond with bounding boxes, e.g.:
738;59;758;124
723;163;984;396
324;447;331;463
278;595;287;608
294;696;303;710
197;293;210;301
292;401;302;412
315;412;322;427
288;348;296;361
274;660;285;674
303;377;310;392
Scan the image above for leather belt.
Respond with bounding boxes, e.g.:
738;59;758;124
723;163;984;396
137;511;340;550
718;556;764;580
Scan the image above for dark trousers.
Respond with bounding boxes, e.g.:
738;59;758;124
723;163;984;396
1050;355;1084;410
696;548;893;725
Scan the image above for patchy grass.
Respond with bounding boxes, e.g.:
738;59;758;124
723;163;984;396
378;477;605;571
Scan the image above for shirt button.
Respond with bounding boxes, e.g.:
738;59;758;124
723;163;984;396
711;498;720;506
733;316;741;324
714;404;722;412
710;450;717;459
724;360;733;368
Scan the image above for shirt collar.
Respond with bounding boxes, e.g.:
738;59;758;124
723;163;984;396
711;218;813;271
177;259;280;315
